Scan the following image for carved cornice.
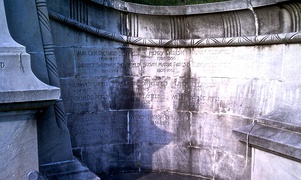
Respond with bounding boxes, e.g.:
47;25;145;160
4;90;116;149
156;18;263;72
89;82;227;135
90;0;290;16
282;3;301;32
49;10;301;47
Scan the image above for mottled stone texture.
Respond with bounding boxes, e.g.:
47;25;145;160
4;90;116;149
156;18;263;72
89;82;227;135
0;111;38;180
46;0;301;179
251;149;301;180
4;0;99;179
4;0;73;167
0;0;62;178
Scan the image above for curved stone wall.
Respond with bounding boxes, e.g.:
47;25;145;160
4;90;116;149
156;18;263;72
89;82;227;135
48;0;301;47
47;0;301;179
90;0;289;15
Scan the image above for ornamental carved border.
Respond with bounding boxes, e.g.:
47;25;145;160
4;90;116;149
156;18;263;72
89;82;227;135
49;9;301;48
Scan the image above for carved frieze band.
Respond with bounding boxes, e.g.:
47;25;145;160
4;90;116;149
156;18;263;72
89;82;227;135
70;0;88;24
49;10;301;47
119;13;127;35
128;14;139;37
282;3;301;32
171;16;187;39
221;12;241;37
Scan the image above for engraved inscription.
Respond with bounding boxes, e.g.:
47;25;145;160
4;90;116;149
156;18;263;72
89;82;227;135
60;78;109;112
141;48;188;76
76;48;140;76
67;46;282;113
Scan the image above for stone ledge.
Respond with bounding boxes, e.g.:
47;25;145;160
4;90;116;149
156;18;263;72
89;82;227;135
0;100;55;112
233;123;301;161
0;89;60;103
0;51;60;110
256;117;301;134
0;109;39;179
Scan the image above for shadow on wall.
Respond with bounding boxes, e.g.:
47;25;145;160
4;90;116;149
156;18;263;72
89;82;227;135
3;0;175;178
58;46;176;178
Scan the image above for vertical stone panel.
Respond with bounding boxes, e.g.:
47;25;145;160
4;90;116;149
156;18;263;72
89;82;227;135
0;111;38;180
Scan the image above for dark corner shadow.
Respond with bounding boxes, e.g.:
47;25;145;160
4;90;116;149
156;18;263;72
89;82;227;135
95;46;175;179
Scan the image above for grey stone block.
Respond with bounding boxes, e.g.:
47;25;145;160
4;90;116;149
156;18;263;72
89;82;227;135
67;111;128;147
0;51;60;104
0;111;39;180
82;144;139;173
60;77;109;113
45;0;301;179
54;47;76;78
191;113;251;156
4;1;100;179
130;110;190;145
251;148;301;180
1;0;60;105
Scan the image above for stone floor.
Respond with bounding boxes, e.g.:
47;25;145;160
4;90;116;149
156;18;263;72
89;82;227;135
98;172;208;180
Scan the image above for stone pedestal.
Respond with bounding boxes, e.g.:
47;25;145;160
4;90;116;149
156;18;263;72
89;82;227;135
0;111;40;180
0;0;60;179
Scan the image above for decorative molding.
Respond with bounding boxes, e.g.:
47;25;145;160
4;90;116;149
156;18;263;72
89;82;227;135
171;16;187;39
89;0;290;16
221;12;241;37
282;3;301;32
128;13;139;37
119;13;127;35
233;123;301;162
49;10;301;48
247;0;259;36
36;0;67;128
70;0;88;24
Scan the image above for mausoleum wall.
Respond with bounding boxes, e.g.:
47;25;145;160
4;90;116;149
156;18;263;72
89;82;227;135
46;0;301;179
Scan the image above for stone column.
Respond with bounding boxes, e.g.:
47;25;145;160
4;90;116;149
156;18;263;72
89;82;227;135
0;0;60;179
4;0;100;179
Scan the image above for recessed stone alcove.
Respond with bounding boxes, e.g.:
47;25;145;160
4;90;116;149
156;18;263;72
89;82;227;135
46;0;301;179
3;0;301;179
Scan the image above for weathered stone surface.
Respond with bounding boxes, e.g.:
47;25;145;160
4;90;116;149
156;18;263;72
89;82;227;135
4;0;100;179
234;123;301;160
81;144;139;173
68;111;128;146
4;0;74;169
61;77;109;113
46;0;301;179
57;45;289;114
0;0;64;179
0;111;38;180
130;110;189;145
54;43;301;179
0;52;60;104
0;0;60;104
0;0;23;52
251;148;301;180
39;158;100;180
90;0;289;16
